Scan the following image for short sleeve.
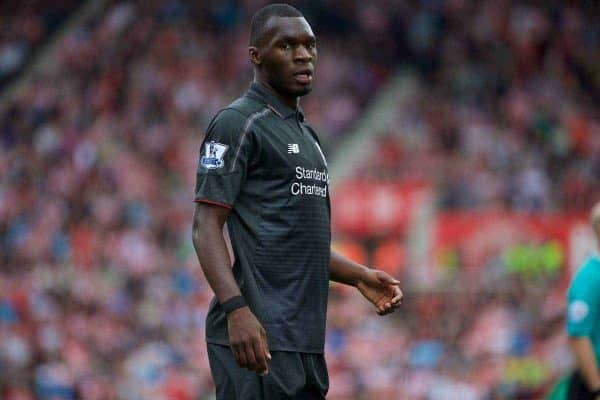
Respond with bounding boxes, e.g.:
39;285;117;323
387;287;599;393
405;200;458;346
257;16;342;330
194;109;254;208
567;265;600;337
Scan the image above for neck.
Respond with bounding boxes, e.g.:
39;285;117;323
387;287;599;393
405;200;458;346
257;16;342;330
254;77;298;110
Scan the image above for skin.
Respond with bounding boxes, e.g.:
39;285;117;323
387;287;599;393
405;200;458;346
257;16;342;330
330;251;402;316
568;209;600;397
192;15;402;375
192;204;271;375
249;16;317;109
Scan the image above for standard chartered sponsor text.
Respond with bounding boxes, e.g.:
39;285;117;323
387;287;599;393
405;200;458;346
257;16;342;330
295;166;328;182
291;166;328;198
291;182;327;197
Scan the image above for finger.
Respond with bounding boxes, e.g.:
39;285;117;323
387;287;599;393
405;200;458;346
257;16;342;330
261;329;272;361
242;341;260;373
233;344;247;369
252;338;268;374
379;300;400;315
390;287;403;304
380;297;392;309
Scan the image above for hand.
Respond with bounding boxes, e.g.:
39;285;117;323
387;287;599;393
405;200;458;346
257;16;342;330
356;269;403;315
227;307;271;374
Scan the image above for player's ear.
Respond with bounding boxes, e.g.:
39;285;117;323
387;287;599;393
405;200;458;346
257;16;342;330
249;47;261;66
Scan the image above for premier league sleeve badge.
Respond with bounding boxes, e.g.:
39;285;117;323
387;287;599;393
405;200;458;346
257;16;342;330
201;141;229;169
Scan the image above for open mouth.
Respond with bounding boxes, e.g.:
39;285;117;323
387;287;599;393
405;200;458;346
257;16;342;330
294;70;313;84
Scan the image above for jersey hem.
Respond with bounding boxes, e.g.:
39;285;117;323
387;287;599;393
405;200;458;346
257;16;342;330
205;337;324;354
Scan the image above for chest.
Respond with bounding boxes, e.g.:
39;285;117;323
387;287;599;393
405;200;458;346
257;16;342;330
244;117;329;203
253;117;328;175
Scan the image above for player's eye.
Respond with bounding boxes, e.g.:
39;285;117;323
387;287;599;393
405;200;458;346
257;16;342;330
280;43;292;50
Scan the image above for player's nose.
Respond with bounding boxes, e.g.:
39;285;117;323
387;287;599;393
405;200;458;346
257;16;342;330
294;45;312;63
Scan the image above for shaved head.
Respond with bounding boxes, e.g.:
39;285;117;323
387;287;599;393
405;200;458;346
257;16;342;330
250;3;304;46
247;3;316;107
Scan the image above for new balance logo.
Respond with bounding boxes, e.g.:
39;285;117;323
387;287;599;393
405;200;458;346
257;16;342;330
287;144;300;154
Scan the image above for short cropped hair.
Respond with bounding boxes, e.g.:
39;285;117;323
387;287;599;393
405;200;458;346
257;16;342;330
250;3;304;46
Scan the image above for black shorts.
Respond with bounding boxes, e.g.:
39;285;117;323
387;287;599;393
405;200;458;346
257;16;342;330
207;343;329;400
568;370;595;400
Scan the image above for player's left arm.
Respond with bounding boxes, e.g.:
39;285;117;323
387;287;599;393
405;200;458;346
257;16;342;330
329;250;403;315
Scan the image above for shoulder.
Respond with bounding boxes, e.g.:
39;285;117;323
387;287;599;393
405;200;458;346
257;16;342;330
208;108;248;132
209;97;271;134
569;256;600;294
577;256;600;278
203;107;250;144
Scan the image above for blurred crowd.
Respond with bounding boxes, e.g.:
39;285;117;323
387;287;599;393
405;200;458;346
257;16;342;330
343;0;599;397
0;0;598;399
0;0;79;89
363;0;600;213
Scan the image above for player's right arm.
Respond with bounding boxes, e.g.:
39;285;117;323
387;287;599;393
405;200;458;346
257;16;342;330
192;203;270;375
192;108;270;375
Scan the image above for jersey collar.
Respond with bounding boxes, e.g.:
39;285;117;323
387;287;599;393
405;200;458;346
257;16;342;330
247;82;305;122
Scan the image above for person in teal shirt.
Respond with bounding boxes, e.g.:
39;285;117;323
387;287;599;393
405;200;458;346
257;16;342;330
567;202;600;400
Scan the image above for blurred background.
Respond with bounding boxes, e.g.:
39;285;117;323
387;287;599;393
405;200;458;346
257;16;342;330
1;0;599;399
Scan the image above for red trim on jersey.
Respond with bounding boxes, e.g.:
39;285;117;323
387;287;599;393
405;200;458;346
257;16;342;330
267;104;283;118
194;199;233;209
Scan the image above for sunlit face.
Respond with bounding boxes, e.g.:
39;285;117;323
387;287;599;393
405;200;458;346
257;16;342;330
251;16;317;98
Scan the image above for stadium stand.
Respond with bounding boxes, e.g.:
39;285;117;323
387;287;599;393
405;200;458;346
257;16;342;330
0;0;80;89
